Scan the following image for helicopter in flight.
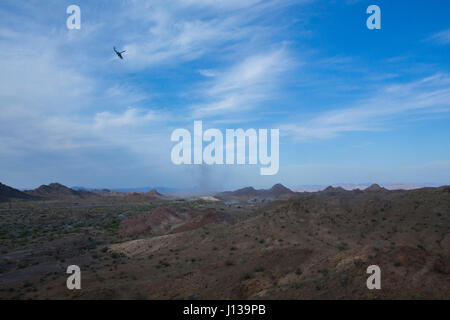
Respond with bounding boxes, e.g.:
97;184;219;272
113;47;126;60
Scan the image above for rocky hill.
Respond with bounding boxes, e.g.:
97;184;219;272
364;183;388;192
25;183;96;200
0;182;38;202
216;183;295;200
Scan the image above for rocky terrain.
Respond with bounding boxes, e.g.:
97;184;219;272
0;182;449;300
216;183;295;200
0;183;38;202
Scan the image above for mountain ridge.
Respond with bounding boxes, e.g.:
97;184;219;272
216;183;295;199
0;182;39;202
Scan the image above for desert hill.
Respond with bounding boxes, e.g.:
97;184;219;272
25;183;96;200
115;189;164;202
365;184;388;192
105;186;449;299
0;182;38;202
23;183;164;202
147;189;162;197
216;183;295;200
321;186;347;194
119;206;233;237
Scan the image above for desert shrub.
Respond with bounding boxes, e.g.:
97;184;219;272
16;263;29;270
225;260;234;266
111;252;119;259
242;273;253;280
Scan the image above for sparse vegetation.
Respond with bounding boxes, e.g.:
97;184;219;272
0;184;448;300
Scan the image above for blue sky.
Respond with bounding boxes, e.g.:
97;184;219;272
0;0;449;190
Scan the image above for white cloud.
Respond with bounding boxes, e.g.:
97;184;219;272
428;29;450;45
104;84;149;105
94;108;156;129
104;0;309;70
192;49;294;117
282;74;450;141
198;69;218;77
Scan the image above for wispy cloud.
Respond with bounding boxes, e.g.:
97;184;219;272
111;0;308;70
94;108;156;129
192;49;294;117
428;29;450;45
282;74;450;141
198;69;218;78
